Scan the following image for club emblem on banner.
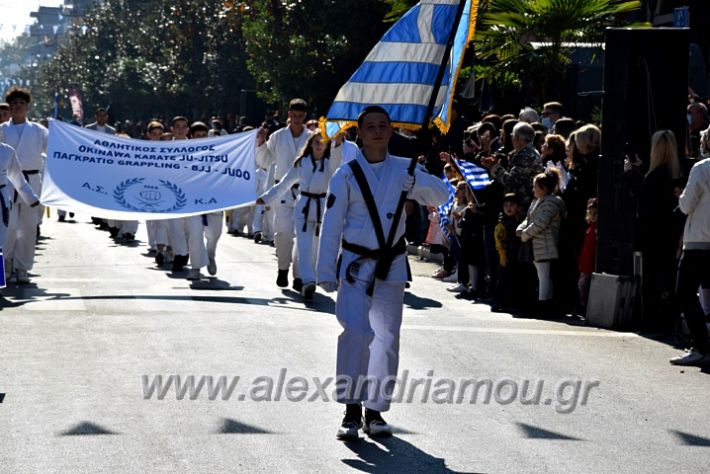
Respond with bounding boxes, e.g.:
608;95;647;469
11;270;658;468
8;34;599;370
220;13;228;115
113;178;187;212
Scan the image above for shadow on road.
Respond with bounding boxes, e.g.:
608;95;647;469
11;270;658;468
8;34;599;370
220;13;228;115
516;422;582;441
59;421;118;436
669;429;710;446
0;285;71;309
404;292;443;310
216;418;275;434
342;436;471;473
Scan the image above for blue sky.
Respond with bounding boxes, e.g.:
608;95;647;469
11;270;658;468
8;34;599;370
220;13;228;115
0;0;63;43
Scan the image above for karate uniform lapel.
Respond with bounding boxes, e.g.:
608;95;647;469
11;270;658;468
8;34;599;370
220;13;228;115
354;151;396;242
15;122;33;162
373;154;399;238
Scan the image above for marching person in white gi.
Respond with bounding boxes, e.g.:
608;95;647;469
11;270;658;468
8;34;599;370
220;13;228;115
166;116;195;273
187;122;222;279
143;121;172;265
251;162;273;244
85;107;139;240
0;87;48;284
257;130;344;299
0;142;40;275
256;98;310;291
317;106;449;440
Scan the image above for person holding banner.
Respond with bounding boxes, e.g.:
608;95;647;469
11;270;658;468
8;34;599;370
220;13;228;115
0;87;48;284
257;130;343;299
166;116;195;273
143;121;172;266
0;142;40;283
316;106;449;440
256;98;310;291
188;121;222;279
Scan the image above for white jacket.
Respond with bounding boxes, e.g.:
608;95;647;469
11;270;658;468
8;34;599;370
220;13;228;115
317;151;450;284
260;144;343;223
679;157;710;249
0;120;48;171
256;126;310;182
0;143;38;207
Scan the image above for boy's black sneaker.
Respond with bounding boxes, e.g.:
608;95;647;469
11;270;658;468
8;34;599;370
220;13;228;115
363;408;392;437
337;403;363;441
277;269;289;287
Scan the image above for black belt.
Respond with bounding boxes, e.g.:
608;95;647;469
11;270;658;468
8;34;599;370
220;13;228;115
14;170;39;203
341;236;407;296
275;179;300;202
300;191;326;236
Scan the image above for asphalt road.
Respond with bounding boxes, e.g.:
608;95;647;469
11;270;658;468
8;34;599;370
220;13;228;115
1;214;709;473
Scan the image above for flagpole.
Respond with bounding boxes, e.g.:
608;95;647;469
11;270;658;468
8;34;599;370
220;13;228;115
387;0;469;250
422;0;468;131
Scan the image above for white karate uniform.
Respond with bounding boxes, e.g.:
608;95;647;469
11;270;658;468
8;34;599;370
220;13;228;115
0;144;38;249
229;206;254;235
317;151;449;412
0;120;48;272
252;166;274;241
341;140;359;165
260;144;343;285
256;126;310;277
167;216;208;268
203;212;223;267
146;219;169;250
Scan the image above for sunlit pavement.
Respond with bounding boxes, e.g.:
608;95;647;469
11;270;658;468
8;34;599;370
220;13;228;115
1;214;709;473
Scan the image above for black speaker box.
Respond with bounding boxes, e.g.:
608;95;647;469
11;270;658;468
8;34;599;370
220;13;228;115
597;28;690;276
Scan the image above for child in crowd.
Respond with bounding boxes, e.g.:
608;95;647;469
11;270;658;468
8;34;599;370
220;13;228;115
427;206;453;279
516;169;567;314
577;198;598;312
446;182;471;293
457;190;486;298
493;193;523;310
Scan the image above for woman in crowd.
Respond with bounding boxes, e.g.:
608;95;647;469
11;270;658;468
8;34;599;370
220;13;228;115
624;129;683;330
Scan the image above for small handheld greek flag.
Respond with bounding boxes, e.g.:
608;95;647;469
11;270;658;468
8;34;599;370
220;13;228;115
437;178;456;237
455;159;491;190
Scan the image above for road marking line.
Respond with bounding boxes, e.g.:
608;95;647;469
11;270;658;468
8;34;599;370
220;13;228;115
402;324;638;338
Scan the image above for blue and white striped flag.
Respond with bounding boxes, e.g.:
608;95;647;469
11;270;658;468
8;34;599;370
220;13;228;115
437;178;456;237
322;0;479;137
455;159;491;190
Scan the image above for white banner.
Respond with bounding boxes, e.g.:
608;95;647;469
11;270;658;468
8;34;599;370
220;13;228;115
40;120;257;220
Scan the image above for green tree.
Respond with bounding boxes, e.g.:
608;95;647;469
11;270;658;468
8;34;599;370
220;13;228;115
242;0;390;114
33;0;254;121
475;0;641;104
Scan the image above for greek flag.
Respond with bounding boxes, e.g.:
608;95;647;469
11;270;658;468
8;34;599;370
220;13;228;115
322;0;479;137
456;159;491;190
437;178;456;237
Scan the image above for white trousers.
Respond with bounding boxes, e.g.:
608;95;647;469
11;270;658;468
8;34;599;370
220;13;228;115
534;260;554;301
204;212;223;262
253;205;273;240
273;202;299;277
5;174;42;271
229;207;254;234
295;215;319;285
146;220;169;249
335;278;405;412
167;216;208;268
